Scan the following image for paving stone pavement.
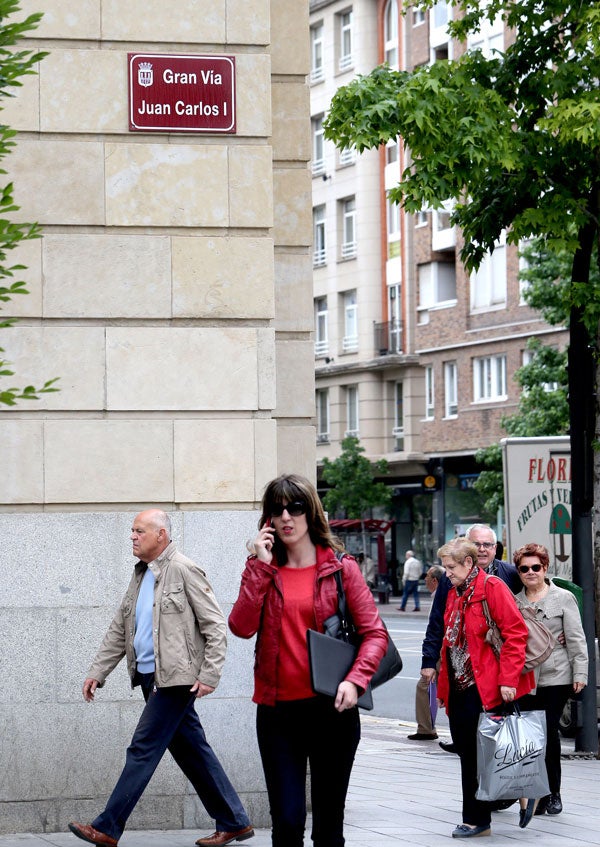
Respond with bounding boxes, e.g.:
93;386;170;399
0;715;597;846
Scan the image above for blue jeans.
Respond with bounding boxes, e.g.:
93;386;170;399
93;672;250;839
401;579;420;610
257;697;360;847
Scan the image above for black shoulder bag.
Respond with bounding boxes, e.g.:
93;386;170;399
306;556;403;710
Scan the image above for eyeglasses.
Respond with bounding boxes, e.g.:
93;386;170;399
473;542;495;549
518;564;543;573
270;501;306;518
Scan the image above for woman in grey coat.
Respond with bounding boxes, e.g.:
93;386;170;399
514;543;588;817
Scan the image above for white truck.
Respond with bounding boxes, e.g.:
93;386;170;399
502;435;572;577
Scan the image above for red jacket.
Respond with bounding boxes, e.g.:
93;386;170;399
437;570;535;712
228;545;388;706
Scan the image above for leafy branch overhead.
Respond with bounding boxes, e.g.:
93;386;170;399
321;436;392;519
0;0;57;406
324;0;600;276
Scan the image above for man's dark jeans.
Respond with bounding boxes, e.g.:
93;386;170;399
93;672;249;839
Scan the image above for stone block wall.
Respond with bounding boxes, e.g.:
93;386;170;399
0;0;313;832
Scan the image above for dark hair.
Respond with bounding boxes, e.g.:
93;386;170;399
512;543;549;569
260;473;343;563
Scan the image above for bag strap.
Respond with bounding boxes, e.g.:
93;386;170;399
481;572;496;629
333;551;353;637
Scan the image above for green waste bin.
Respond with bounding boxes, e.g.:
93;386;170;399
551;576;584;620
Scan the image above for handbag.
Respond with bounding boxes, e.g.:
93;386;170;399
307;557;403;710
476;703;550;801
482;575;555;671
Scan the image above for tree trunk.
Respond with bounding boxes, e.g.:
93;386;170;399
569;208;598;754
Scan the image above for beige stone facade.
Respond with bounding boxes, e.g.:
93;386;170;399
0;0;312;832
1;0;314;505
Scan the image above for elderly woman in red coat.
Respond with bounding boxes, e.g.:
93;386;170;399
436;537;535;839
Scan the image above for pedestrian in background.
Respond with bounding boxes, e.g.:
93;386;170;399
407;565;444;741
356;551;375;589
69;509;253;847
436;537;535;839
229;474;387;847
420;523;520;754
514;543;588;818
398;549;422;611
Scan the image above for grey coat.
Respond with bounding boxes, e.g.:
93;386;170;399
516;581;588;687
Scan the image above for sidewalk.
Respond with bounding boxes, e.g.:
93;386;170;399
0;716;597;847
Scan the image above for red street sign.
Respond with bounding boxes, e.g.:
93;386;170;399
128;53;236;133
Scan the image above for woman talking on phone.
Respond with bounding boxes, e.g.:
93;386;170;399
229;473;387;847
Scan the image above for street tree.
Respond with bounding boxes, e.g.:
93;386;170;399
324;0;599;750
0;1;56;406
321;435;392;555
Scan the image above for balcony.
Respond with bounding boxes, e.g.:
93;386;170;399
374;319;403;355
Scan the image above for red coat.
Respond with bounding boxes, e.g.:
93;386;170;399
228;545;388;706
437;569;535;712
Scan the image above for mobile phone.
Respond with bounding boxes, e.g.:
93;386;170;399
265;518;272;528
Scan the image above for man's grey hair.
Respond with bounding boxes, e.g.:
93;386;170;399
427;564;444;581
405;549;414;558
465;523;497;544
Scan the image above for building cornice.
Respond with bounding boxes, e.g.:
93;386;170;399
315;353;421;377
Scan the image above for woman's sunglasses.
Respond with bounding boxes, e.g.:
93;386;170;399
270;500;306;518
518;564;543;573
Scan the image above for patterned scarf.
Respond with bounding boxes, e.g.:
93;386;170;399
445;565;479;691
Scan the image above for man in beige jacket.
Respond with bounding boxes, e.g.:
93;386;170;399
69;509;253;847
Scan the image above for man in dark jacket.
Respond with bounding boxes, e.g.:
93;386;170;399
420;524;520;754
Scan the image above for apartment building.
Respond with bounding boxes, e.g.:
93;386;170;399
309;0;567;563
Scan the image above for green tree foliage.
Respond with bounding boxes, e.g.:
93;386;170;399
0;1;57;406
321;435;392;519
324;1;600;284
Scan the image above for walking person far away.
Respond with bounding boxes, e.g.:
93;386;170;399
68;509;253;847
407;564;444;740
397;549;422;611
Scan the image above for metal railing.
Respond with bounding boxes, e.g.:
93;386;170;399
374;319;403;355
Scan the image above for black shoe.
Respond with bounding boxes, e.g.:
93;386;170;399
534;795;549;815
451;824;491;838
439;740;458;754
546;794;562;815
519;799;538;829
407;732;438;740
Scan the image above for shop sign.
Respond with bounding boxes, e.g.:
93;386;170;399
128;53;236;133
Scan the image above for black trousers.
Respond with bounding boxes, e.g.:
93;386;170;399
448;684;492;828
93;672;250;840
256;697;360;847
520;684;572;795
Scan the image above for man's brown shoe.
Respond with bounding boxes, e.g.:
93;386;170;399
195;826;254;846
68;823;118;847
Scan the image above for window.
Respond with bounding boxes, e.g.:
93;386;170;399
343;290;358;352
413;6;425;26
444;361;458;417
473;354;507;402
345;384;359;436
522;347;559;392
386;141;398;165
415;208;428;227
432;1;448;29
310;24;324;83
393;381;404;450
471;239;506;310
339;147;356;167
425;366;435;419
311;115;325;176
384;0;399;68
314;297;328;357
338;9;353;72
316;388;330;443
467;0;504;58
341;197;356;259
313;206;326;267
387;194;400;238
418;262;456;309
388;284;402;353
